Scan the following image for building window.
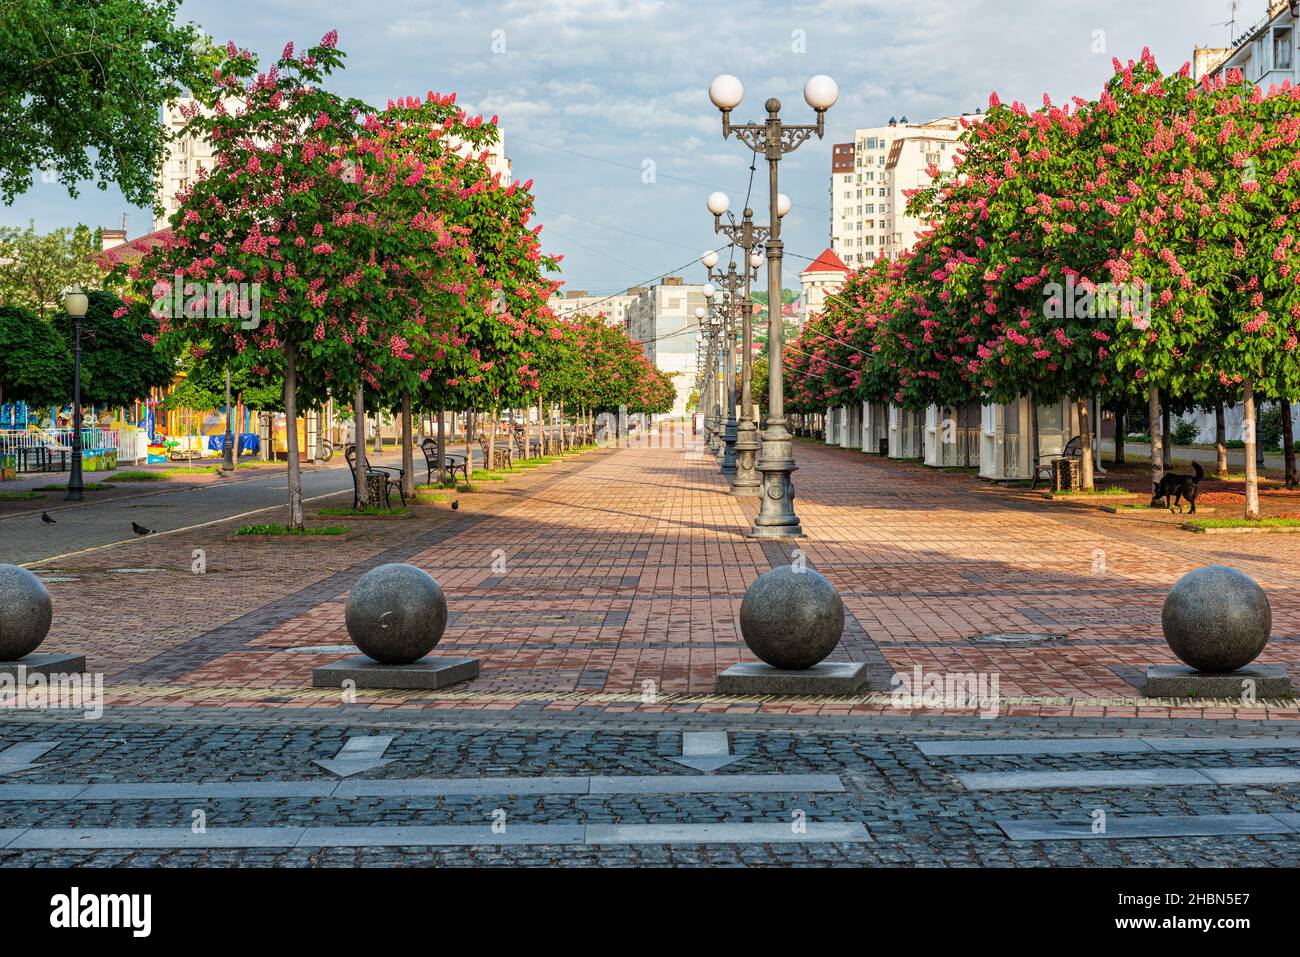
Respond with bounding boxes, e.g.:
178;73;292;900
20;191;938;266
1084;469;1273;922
1276;26;1294;71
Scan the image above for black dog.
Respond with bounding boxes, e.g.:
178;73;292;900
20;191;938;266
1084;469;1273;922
1151;461;1204;513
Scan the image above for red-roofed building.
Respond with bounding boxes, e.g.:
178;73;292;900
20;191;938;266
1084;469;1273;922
798;247;850;325
96;227;173;270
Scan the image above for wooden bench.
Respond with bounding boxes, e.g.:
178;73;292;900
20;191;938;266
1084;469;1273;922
1031;434;1083;490
344;443;406;508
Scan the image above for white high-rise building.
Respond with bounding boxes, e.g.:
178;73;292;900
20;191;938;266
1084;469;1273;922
154;98;217;231
829;114;970;268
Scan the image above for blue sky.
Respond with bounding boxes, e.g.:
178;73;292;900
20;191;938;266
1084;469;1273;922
6;0;1254;295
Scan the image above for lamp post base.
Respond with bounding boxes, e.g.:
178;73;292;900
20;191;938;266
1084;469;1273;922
731;420;761;496
721;416;737;473
64;449;85;503
746;429;803;538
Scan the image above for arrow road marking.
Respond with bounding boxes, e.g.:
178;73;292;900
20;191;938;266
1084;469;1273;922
669;732;741;772
0;742;57;777
312;735;395;778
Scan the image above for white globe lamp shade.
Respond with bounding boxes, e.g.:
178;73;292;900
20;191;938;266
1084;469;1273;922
694;306;706;320
776;193;792;218
750;251;765;269
706;191;730;217
62;285;88;319
709;74;743;111
702;249;719;269
702;283;716;299
804;75;839;111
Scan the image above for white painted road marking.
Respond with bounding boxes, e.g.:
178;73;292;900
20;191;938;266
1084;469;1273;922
669;731;741;772
0;742;57;777
0;821;871;849
312;735;395;778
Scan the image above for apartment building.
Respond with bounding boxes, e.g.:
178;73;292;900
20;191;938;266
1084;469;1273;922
624;278;709;418
1194;0;1297;84
546;288;646;330
829;115;969;268
154;99;514;230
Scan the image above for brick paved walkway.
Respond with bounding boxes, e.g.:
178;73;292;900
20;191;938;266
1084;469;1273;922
23;435;1300;720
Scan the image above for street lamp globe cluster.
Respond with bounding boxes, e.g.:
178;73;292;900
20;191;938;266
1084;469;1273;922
706;71;837;537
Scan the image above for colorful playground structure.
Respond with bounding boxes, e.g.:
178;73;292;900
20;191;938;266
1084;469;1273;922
0;396;334;479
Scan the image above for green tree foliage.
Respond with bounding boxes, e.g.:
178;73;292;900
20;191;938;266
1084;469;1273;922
54;290;173;407
0;0;209;206
0;305;72;407
0;223;104;315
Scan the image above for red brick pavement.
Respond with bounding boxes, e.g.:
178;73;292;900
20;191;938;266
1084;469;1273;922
29;435;1300;719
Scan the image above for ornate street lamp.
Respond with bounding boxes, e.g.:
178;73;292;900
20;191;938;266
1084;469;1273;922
705;252;760;477
62;285;89;502
222;366;236;471
710;73;837;538
701;282;720;453
708;192;769;496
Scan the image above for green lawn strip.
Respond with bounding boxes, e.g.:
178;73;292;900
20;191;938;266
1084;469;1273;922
318;506;411;518
108;470;169;482
0;491;44;500
1049;486;1136;498
235;523;350;536
33;482;116;491
1184;517;1300;530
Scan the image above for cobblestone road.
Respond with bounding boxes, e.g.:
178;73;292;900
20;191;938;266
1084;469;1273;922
0;709;1297;866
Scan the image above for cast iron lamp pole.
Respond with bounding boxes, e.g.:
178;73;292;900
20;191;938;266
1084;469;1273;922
710;73;837;538
707;192;768;496
222;366;236;471
62;286;89;502
701;282;720;452
705;256;753;476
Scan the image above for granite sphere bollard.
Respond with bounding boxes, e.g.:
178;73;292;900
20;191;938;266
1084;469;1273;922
739;566;845;670
344;563;448;665
0;564;54;661
1162;565;1271;673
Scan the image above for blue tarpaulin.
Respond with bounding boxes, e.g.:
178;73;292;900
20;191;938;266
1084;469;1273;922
206;433;260;454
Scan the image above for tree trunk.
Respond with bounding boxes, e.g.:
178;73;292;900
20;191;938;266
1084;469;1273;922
1149;385;1163;487
400;393;414;500
1161;404;1173;469
1076;398;1094;491
1215;402;1229;477
538;396;546;457
464;410;474;480
1283;397;1296;488
1114;406;1126;465
353;383;369;507
437;410;447;485
488;409;497;472
1244;381;1261;520
283;345;304;529
1027;391;1040;475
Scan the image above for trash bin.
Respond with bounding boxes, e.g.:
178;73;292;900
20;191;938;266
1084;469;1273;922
1052;458;1081;493
878;438;889;458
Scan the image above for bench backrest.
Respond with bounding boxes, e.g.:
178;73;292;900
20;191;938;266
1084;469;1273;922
419;438;438;466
